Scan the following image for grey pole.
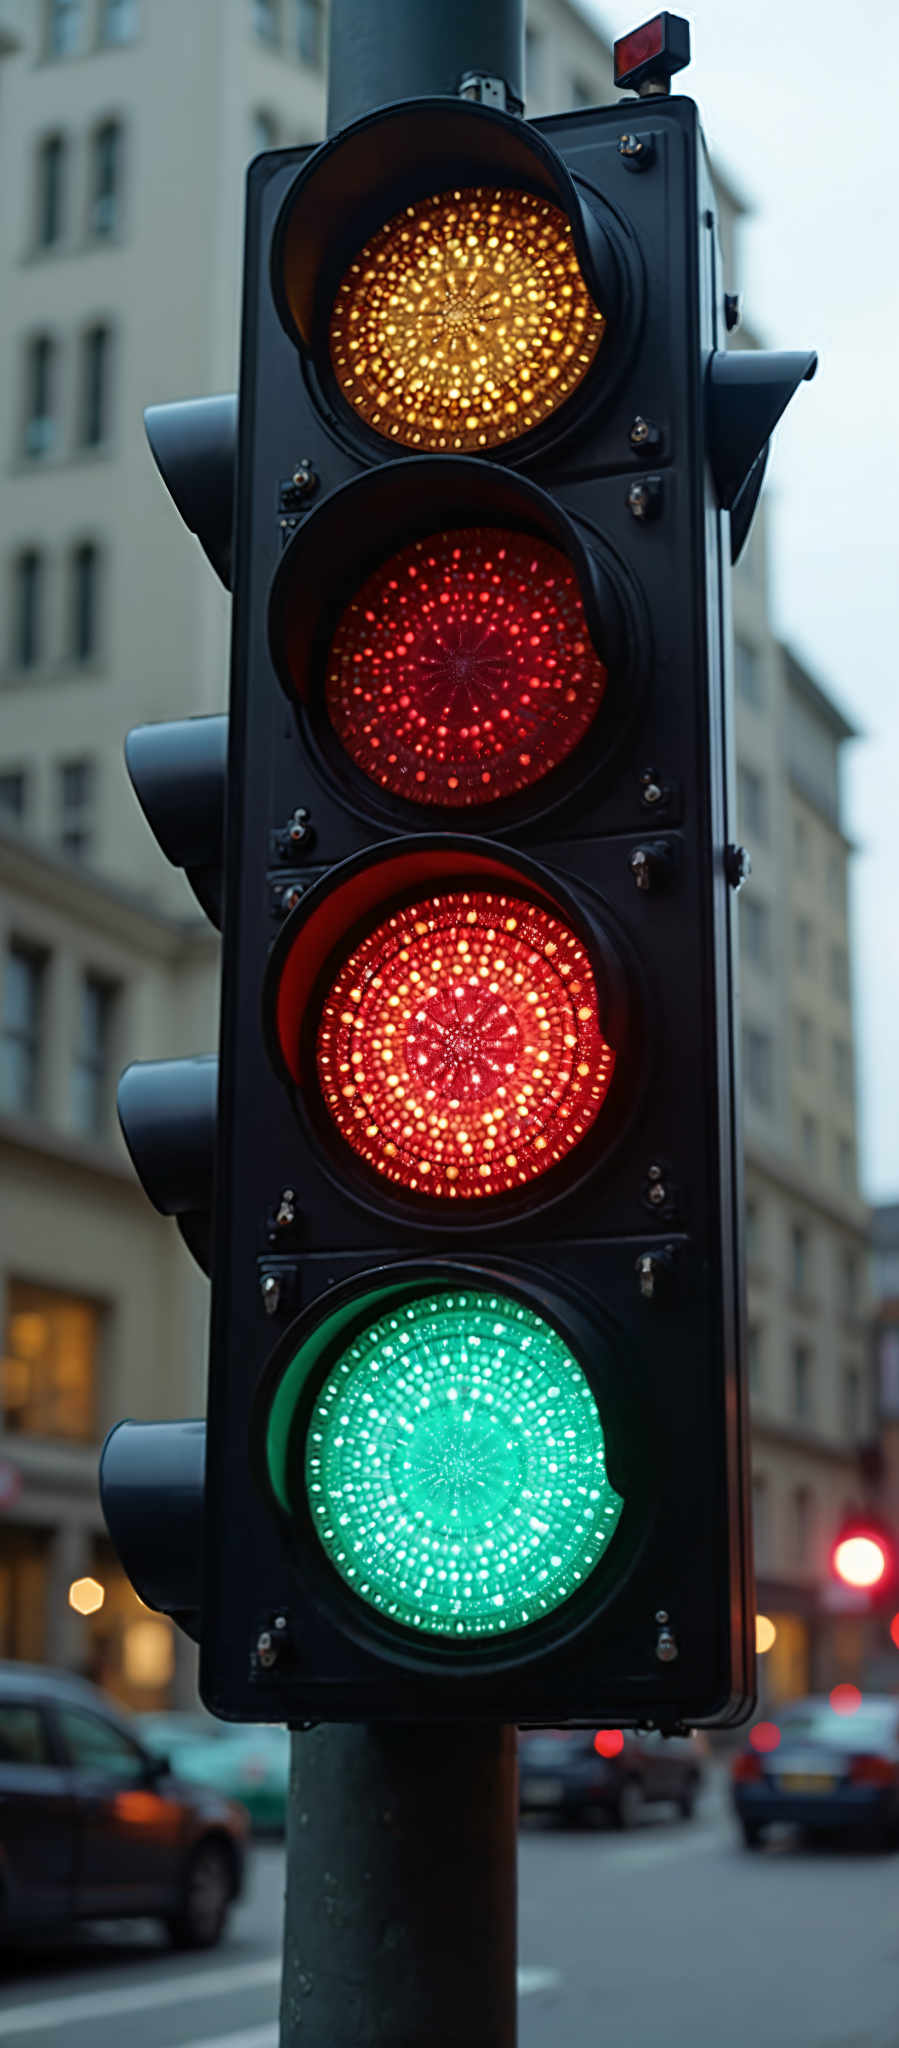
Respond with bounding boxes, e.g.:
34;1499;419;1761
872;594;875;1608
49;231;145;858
282;7;524;2044
326;0;525;135
281;1723;518;2048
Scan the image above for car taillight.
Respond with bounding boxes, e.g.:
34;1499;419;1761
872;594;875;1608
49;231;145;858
731;1751;763;1783
848;1753;896;1786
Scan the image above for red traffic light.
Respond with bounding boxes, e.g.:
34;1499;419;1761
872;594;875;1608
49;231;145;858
831;1525;892;1591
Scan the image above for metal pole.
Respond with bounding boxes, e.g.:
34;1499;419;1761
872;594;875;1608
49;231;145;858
326;0;525;135
283;7;523;2044
280;1722;518;2048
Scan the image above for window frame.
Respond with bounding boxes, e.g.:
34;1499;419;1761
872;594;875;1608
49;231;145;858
35;132;66;249
69;542;101;664
23;333;57;460
0;940;47;1116
71;971;117;1137
89;119;123;238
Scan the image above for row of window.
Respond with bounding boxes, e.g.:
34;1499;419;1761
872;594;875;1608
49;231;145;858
7;544;102;673
41;0;138;59
747;1324;866;1439
751;1473;853;1578
251;0;325;67
32;120;124;251
744;1026;857;1185
740;889;849;1001
0;757;96;859
0;934;115;1137
746;1206;863;1319
793;813;845;904
20;327;115;461
792;1013;854;1095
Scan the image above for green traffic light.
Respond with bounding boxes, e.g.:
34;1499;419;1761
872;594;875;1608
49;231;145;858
302;1288;623;1640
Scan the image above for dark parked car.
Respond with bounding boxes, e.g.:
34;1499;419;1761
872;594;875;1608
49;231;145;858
0;1664;249;1946
732;1693;899;1849
518;1726;704;1829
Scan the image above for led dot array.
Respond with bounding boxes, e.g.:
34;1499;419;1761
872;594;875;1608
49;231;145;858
328;186;606;452
304;1289;623;1638
325;527;608;808
315;888;615;1200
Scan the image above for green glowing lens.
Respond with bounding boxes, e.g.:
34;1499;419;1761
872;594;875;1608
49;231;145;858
303;1288;623;1640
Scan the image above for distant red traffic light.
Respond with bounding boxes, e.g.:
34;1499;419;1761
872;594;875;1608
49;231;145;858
832;1528;891;1591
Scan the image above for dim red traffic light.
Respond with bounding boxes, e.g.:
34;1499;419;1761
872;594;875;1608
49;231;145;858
325;528;608;809
832;1527;892;1591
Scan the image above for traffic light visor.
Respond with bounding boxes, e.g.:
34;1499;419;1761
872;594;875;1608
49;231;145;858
261;1277;624;1642
328;186;605;454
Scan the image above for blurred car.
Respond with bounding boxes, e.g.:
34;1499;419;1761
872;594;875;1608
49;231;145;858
0;1663;249;1946
139;1714;290;1833
731;1693;899;1849
518;1726;704;1828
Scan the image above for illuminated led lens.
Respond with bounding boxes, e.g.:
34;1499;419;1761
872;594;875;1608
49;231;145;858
304;1288;623;1638
328;186;606;452
315;887;615;1198
326;528;608;808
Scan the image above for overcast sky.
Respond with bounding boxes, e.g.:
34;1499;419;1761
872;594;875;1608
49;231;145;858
585;0;899;1202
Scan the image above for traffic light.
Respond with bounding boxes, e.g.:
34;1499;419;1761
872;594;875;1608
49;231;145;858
832;1519;894;1596
103;24;817;1729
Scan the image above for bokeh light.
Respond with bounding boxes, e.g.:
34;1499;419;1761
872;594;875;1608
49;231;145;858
833;1533;888;1589
315;887;615;1199
755;1613;777;1654
326;528;608;809
68;1576;105;1616
328;186;605;452
304;1286;623;1639
890;1611;899;1650
830;1682;863;1716
594;1728;625;1757
749;1721;781;1754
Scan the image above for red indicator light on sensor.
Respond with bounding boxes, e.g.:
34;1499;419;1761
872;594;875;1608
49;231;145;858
315;888;614;1200
326;529;608;811
613;13;690;93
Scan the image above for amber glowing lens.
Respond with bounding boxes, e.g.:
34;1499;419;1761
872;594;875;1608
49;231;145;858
325;528;607;809
328;186;606;452
315;888;615;1199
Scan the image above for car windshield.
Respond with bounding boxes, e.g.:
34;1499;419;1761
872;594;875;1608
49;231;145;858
778;1703;898;1749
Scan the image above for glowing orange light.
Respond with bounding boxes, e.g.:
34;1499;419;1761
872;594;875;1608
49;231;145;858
315;887;614;1200
328;186;605;453
68;1576;105;1616
594;1729;625;1758
833;1533;888;1589
830;1682;862;1716
326;528;607;810
749;1722;780;1754
755;1613;776;1654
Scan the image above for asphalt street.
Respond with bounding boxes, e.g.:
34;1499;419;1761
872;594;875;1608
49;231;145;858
2;1772;899;2048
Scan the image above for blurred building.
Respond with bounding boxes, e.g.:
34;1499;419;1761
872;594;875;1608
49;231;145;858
0;0;873;1708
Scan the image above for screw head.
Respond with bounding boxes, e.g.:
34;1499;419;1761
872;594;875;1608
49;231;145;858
655;1610;669;1624
618;132;643;157
647;1181;667;1206
641;776;663;806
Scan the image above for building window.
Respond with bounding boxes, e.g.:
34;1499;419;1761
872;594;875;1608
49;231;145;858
830;943;850;1001
842;1251;860;1317
36;134;66;248
99;0;139;42
843;1365;862;1443
735;639;763;707
79;325;112;447
0;943;46;1114
58;758;95;858
71;974;116;1136
793;814;811;873
833;1037;852;1098
23;334;57;458
294;0;323;65
2;1279;100;1441
790;1222;810;1295
0;772;28;822
837;1134;855;1192
795;1012;816;1069
792;1484;814;1565
70;543;100;662
45;0;82;56
12;551;43;670
737;765;767;841
799;1112;818;1169
794;915;815;975
253;0;279;40
740;897;771;971
747;1323;763;1396
744;1025;773;1109
90;120;123;237
791;1342;813;1420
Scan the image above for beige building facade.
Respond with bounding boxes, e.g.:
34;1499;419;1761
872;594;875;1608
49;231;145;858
0;0;874;1709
